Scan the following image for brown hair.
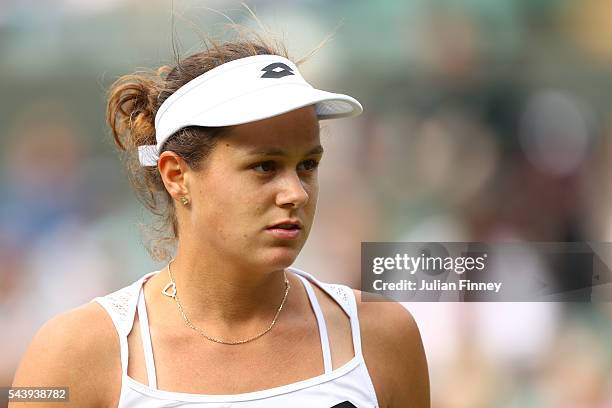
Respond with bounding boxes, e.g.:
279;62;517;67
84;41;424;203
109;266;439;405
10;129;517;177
106;34;291;261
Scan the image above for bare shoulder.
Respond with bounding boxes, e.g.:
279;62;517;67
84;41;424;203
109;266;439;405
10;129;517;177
10;302;121;408
352;289;421;342
352;289;430;408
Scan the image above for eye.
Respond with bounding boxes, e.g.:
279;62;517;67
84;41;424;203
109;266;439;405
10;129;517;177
253;161;277;173
298;159;320;172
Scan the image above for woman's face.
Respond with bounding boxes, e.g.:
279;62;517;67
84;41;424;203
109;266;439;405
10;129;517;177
186;106;321;270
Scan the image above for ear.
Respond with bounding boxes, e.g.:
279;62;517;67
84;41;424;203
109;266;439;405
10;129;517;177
158;151;190;200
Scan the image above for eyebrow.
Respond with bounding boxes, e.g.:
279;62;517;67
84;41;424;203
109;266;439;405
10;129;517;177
246;145;324;157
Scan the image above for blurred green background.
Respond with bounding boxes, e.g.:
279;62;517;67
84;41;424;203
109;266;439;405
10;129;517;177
1;0;611;406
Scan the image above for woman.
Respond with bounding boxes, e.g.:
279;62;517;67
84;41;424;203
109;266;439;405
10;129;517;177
11;37;429;407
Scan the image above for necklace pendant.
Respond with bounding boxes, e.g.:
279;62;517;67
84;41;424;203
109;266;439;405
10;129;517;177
162;281;177;298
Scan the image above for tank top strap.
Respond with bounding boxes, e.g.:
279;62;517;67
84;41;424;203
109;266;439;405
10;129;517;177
90;271;159;375
288;267;364;359
294;274;333;374
137;286;158;388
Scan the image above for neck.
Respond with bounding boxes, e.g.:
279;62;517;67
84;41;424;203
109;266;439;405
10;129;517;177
163;244;290;330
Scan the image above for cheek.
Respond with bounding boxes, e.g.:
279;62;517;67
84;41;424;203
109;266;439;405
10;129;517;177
302;180;319;227
195;174;267;236
307;182;318;208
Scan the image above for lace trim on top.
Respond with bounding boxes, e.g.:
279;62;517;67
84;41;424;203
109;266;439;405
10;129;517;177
91;272;157;336
321;283;352;315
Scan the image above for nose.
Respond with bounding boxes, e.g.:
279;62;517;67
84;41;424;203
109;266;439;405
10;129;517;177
275;171;309;209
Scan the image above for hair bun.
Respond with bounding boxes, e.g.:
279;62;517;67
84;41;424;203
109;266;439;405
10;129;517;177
107;74;161;151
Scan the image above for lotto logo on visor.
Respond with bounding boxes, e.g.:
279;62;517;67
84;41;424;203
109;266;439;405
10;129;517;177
260;62;294;78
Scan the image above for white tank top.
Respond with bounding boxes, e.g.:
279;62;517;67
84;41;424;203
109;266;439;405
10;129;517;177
91;267;380;407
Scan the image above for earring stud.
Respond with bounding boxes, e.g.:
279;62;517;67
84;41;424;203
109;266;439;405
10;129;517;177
180;196;189;206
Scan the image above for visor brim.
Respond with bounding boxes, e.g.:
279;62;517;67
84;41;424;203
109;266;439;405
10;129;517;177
185;83;363;128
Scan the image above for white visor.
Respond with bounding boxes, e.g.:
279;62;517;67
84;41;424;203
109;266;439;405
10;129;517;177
138;54;363;166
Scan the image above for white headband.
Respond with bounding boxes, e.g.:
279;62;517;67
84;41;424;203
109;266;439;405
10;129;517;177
138;54;363;166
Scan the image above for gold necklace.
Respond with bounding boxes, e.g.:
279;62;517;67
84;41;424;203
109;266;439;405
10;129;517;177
161;259;290;345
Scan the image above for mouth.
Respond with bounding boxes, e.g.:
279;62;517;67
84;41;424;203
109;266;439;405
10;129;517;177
266;220;303;240
266;220;303;231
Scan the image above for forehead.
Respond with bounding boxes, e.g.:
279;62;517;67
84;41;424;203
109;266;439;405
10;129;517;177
221;106;320;154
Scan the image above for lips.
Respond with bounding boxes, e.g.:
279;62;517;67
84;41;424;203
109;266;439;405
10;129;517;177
267;219;303;230
266;219;303;240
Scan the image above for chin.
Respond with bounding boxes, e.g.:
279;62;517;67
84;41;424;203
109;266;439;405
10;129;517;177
260;247;300;270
